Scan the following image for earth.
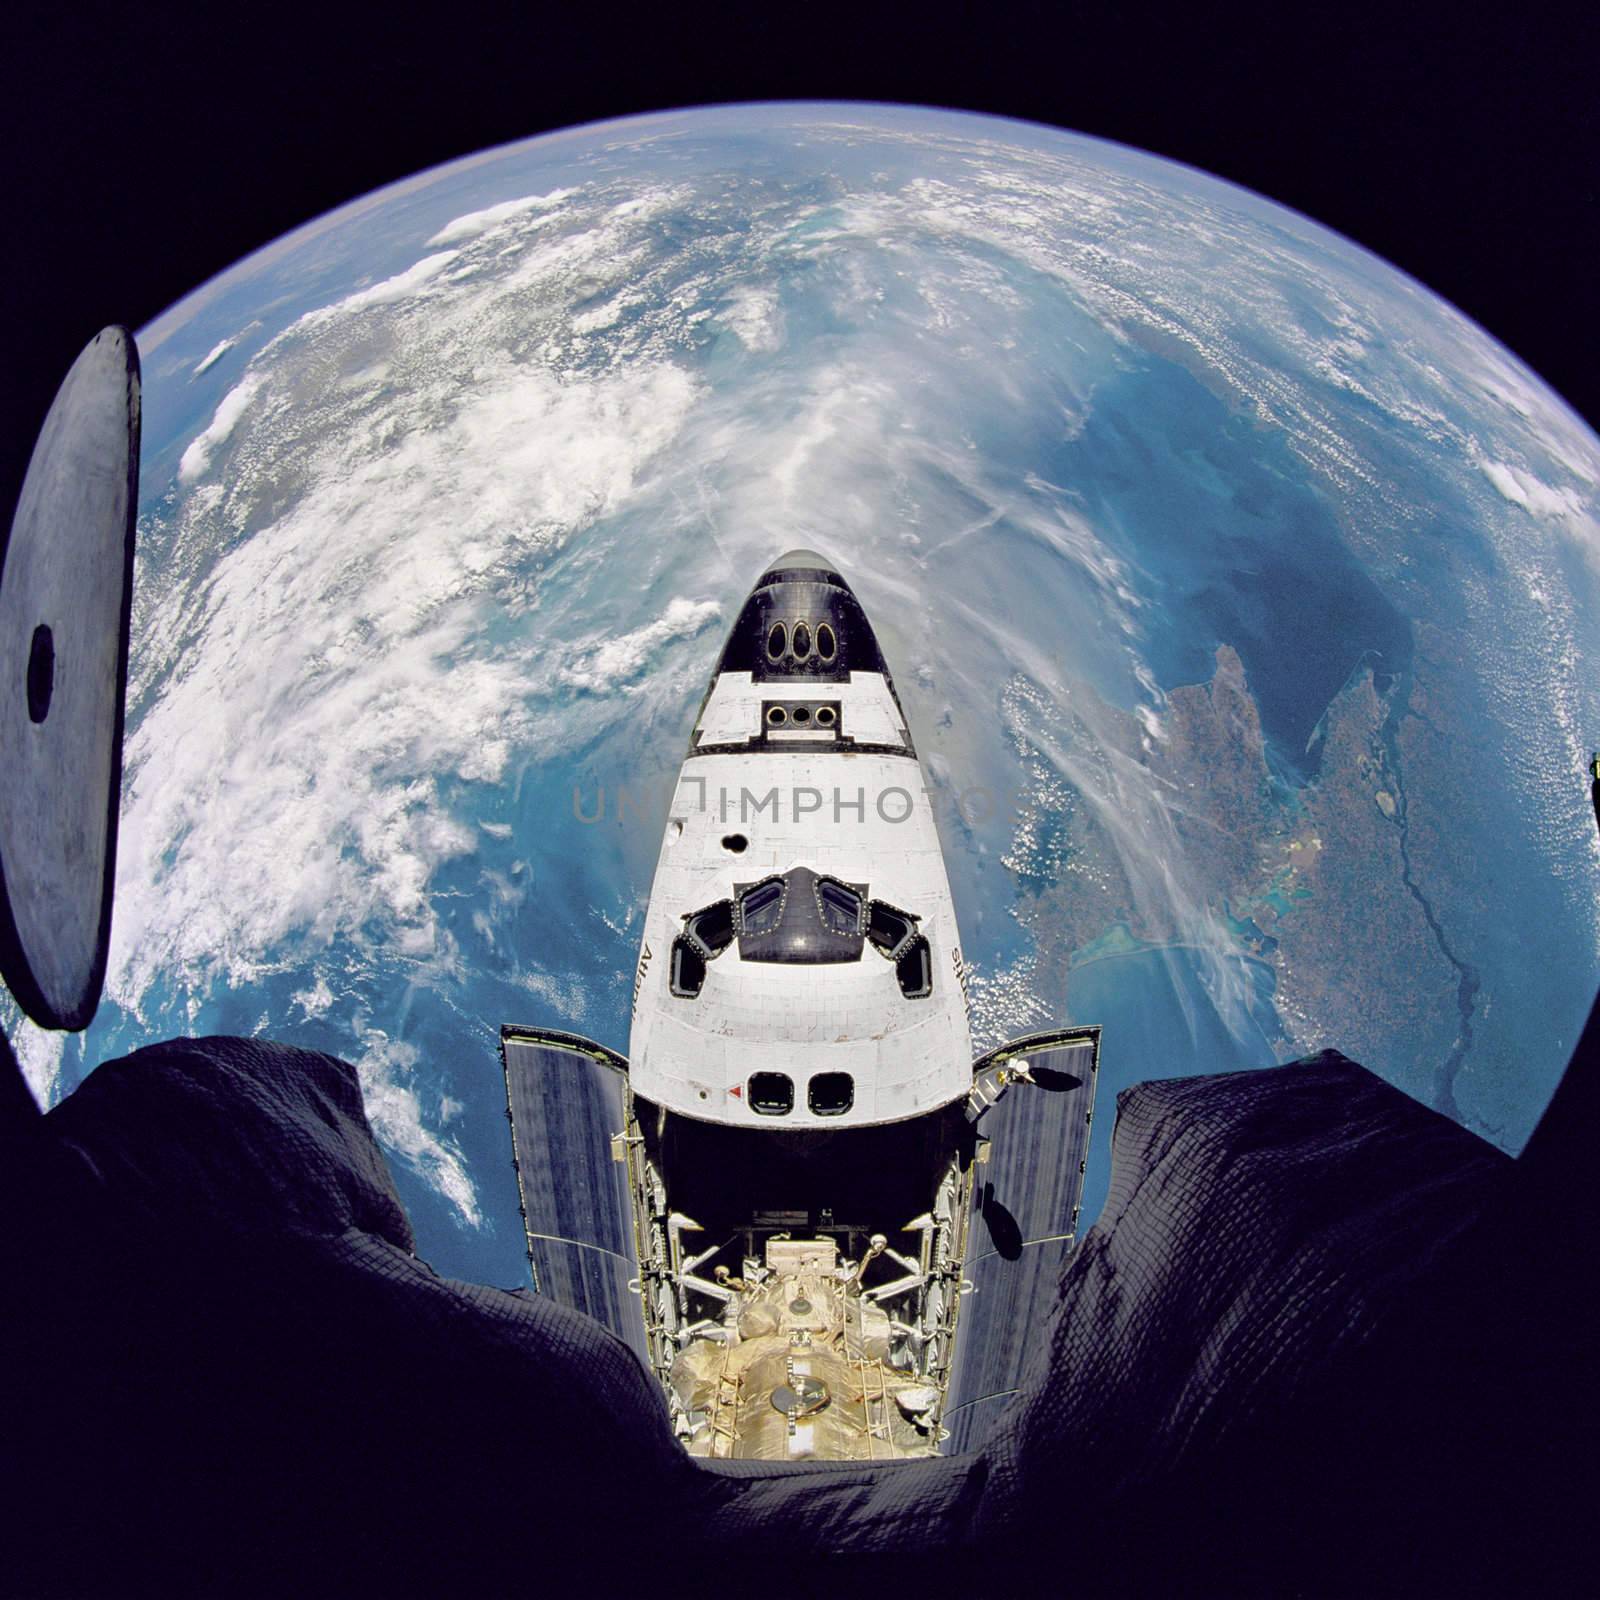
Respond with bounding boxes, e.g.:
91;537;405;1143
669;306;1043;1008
8;104;1598;1283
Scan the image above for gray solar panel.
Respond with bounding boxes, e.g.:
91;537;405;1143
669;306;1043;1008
944;1026;1100;1453
500;1026;647;1363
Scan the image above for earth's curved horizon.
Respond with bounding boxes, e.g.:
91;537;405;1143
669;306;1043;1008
8;102;1597;1283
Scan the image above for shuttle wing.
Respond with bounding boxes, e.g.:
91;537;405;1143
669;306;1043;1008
499;1025;647;1363
944;1026;1101;1453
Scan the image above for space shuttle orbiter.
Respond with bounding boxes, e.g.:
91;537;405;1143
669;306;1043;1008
501;549;1100;1459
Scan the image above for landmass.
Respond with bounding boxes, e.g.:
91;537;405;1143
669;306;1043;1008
996;644;1467;1109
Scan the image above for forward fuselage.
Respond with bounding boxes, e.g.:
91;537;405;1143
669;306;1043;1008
629;550;973;1128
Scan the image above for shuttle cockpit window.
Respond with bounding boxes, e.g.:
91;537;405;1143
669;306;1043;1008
815;622;837;660
815;877;865;936
766;621;787;660
748;1072;794;1115
792;621;812;659
684;900;735;956
864;899;933;998
670;899;736;999
735;868;867;963
669;938;707;998
895;936;933;999
735;876;786;937
867;900;919;961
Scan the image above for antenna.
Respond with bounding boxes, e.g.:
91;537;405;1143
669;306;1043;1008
0;326;140;1119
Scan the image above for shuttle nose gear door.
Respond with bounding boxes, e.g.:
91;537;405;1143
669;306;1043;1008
944;1025;1101;1454
499;1025;647;1365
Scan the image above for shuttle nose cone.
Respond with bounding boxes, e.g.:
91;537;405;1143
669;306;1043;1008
710;545;890;685
766;548;839;578
758;547;849;589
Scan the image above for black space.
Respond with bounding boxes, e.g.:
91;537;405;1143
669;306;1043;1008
2;0;1596;528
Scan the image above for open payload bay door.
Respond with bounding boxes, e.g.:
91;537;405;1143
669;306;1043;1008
943;1025;1101;1454
499;1025;647;1364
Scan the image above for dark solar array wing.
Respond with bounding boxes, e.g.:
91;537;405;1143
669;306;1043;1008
500;1025;646;1363
944;1026;1101;1454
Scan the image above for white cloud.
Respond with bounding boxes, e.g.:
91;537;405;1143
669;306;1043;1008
515;966;594;1025
426;189;574;245
572;298;625;335
294;251;460;331
354;1030;480;1225
559;596;721;693
113;174;723;1224
193;336;237;377
721;286;782;352
6;1014;66;1108
178;376;263;482
1481;458;1586;520
113;357;698;1011
291;974;335;1019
